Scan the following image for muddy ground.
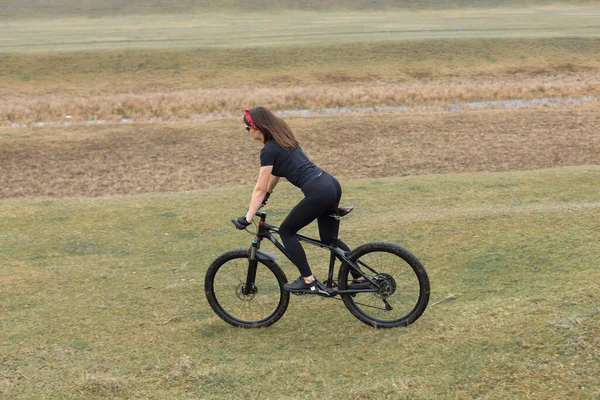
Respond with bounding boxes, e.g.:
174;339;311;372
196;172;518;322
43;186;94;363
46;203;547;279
1;107;599;199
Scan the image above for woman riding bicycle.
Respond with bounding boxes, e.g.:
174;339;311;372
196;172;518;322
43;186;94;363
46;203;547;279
237;106;352;294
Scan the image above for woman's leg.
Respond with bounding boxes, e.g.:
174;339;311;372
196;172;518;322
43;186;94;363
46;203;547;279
279;196;327;277
315;174;361;278
317;174;351;252
316;214;361;279
316;214;351;252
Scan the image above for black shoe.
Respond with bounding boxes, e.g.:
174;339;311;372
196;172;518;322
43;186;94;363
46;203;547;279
284;277;330;295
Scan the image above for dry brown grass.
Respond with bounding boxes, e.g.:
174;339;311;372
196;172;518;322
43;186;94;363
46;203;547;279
3;73;600;125
1;107;599;199
2;38;600;125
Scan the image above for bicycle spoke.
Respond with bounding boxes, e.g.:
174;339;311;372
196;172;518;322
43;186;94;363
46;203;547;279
339;242;429;327
210;256;284;324
352;300;391;312
356;259;380;275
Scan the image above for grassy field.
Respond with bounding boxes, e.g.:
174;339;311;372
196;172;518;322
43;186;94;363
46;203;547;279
4;8;600;52
2;7;600;124
3;0;600;19
2;2;599;398
1;166;599;399
2;38;600;125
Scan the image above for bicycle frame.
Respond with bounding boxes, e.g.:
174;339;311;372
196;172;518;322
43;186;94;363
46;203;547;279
243;211;380;296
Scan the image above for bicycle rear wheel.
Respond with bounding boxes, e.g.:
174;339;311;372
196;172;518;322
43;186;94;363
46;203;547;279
205;249;289;328
338;242;430;328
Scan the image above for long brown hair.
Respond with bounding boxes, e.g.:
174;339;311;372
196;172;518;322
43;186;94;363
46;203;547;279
244;106;299;150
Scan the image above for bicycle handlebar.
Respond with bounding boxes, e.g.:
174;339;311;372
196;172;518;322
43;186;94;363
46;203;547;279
231;219;246;230
231;210;267;230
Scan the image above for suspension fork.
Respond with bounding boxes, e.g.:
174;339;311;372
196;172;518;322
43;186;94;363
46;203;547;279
243;238;260;295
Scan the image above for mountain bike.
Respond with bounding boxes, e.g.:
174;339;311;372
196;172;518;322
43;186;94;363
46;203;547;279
204;206;430;328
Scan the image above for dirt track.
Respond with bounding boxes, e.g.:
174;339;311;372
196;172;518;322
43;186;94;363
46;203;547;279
1;107;599;199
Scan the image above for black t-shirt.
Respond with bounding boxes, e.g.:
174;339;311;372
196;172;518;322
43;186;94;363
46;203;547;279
260;140;322;190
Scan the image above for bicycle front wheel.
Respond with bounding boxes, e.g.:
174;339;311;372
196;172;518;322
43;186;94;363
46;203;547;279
205;249;289;328
338;242;430;328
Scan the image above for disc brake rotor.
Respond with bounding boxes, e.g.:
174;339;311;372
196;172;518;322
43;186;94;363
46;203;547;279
235;283;256;301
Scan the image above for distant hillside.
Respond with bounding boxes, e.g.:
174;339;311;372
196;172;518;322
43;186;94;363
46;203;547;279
2;0;599;19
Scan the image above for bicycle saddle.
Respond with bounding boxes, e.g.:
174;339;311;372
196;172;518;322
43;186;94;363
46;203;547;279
329;206;354;219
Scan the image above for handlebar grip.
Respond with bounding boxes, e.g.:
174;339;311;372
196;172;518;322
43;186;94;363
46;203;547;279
231;219;246;230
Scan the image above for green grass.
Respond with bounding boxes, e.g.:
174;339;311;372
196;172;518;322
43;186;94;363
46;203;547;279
1;166;599;399
4;0;599;19
4;38;600;90
3;7;600;52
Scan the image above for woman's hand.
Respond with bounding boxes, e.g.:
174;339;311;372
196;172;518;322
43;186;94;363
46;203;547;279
236;216;251;229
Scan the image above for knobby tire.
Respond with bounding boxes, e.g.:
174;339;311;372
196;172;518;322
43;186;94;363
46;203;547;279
205;249;290;328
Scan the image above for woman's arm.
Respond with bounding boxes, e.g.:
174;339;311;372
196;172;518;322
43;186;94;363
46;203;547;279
267;175;280;193
245;166;274;222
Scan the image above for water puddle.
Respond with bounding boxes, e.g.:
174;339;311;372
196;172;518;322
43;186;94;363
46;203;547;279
5;95;598;129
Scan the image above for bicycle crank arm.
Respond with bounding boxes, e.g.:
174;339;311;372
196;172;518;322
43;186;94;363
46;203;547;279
335;289;378;294
292;288;337;297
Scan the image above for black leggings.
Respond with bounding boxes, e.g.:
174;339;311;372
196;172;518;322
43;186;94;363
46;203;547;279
279;172;351;277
